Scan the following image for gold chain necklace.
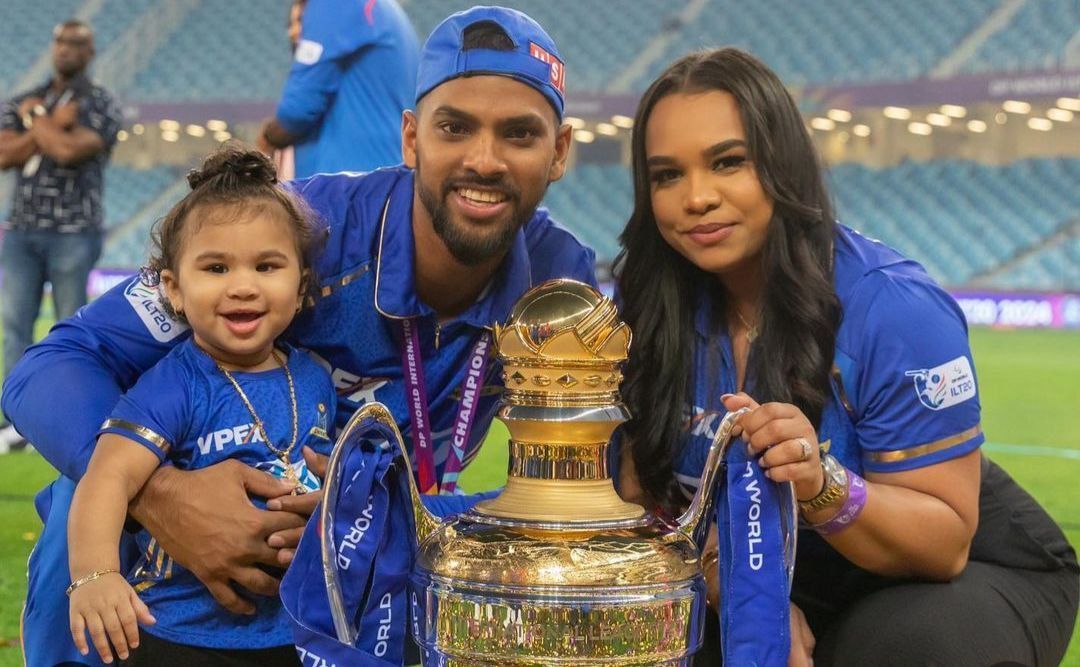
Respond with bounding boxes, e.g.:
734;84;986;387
735;309;759;343
215;349;304;492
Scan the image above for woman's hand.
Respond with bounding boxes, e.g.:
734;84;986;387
69;573;155;663
788;602;815;666
721;393;824;502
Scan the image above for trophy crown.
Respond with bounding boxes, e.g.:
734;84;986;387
494;280;630;405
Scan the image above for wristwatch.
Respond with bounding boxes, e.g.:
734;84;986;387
798;453;848;514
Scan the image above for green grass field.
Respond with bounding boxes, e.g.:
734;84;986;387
0;327;1076;664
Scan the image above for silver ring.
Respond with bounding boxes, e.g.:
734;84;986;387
797;437;813;462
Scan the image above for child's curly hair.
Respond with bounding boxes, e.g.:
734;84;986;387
142;142;325;319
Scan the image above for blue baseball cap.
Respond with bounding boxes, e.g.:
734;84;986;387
415;6;566;119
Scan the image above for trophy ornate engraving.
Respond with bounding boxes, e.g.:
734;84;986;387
323;279;747;665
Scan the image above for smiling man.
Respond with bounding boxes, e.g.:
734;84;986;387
4;8;595;665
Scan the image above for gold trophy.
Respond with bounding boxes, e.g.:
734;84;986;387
324;279;746;665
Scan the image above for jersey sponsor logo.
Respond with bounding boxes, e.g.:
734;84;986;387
529;42;565;94
905;355;976;411
123;279;186;343
196;422;265;455
295;39;324;65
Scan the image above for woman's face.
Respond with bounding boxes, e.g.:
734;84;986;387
645;90;774;277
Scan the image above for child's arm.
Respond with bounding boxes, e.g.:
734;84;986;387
68;433;160;664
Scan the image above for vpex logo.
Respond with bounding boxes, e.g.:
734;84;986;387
905;355;976;411
124;279;186;343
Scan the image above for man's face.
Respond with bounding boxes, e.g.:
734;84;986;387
403;75;571;266
52;26;93;79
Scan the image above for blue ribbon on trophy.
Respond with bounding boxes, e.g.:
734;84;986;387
715;423;796;666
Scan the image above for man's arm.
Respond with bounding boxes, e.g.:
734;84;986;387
0;129;37;169
28;112;105;167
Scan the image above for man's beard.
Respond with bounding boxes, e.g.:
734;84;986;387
416;163;537;267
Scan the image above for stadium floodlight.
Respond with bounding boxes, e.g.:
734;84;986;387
132;123;145;135
565;116;586;130
158;119;181;132
611;114;634;129
1002;100;1031;114
826;109;852;123
966;120;988;133
995;112;1008;124
186;124;206;138
940;104;967;118
1055;97;1080;112
161;130;180;142
852;124;871;137
907;122;932;136
927;113;951;127
573;129;595;143
1026;118;1052;131
1046;108;1074;123
810;117;835;131
883;106;911;120
595;122;618;136
214;131;232;142
117;130;129;142
206;119;228;132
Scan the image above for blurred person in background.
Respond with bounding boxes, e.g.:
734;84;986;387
614;47;1078;666
256;0;419;179
0;19;121;453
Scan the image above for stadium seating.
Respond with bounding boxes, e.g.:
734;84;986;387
963;0;1079;74
98;166;184;269
635;0;1000;89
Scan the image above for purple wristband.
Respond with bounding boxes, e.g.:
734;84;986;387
812;471;867;536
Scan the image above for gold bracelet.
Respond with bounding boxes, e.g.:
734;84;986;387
65;569;121;597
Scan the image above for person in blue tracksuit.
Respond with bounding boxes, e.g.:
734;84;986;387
66;146;336;665
257;0;419;178
5;7;591;665
613;48;1077;666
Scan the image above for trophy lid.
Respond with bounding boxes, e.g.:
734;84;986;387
495;279;630;407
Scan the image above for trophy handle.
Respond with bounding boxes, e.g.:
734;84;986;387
676;407;750;546
320;401;440;644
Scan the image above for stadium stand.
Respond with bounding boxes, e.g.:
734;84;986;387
963;0;1080;74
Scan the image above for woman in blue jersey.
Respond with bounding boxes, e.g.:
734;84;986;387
615;49;1078;666
66;145;334;665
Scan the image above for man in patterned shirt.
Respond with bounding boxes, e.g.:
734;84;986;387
0;19;122;384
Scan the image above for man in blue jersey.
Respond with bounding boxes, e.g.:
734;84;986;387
5;7;591;665
256;0;419;178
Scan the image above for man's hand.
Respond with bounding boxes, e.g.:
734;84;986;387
255;118;276;156
129;460;305;615
17;96;45;120
52;101;79;130
266;446;329;566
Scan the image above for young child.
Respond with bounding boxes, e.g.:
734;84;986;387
66;145;335;665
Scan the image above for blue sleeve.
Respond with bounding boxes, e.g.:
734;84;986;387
79;88;121;149
275;0;381;136
1;277;189;479
524;208;599;288
99;355;192;462
846;271;983;473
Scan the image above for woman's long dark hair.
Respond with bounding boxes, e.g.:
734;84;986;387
615;49;841;510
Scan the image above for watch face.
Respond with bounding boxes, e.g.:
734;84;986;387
821;454;847;487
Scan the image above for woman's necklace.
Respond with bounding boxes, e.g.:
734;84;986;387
215;349;304;492
735;309;759;343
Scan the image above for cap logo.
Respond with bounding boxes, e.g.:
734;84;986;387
529;42;565;95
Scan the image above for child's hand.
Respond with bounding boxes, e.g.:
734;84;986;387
69;572;156;663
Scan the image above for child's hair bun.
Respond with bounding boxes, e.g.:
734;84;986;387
186;143;278;190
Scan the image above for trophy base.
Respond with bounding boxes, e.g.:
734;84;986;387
411;573;705;666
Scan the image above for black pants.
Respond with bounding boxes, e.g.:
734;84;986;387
695;459;1079;666
120;631;301;667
